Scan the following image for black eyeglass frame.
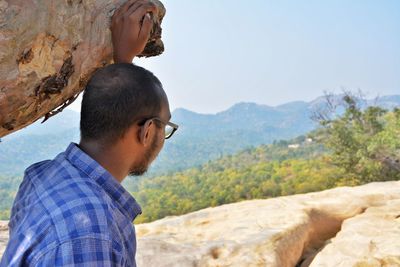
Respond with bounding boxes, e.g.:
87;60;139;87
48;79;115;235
149;117;179;139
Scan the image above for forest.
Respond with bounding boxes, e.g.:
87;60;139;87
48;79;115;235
0;96;399;222
126;96;400;223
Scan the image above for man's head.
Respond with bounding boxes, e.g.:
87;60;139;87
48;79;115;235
80;63;171;176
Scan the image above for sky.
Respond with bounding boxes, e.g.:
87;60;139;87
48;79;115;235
68;0;400;114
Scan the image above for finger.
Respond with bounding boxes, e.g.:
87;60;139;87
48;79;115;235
112;0;141;27
112;2;124;18
138;13;153;43
121;0;140;13
113;0;138;19
112;1;127;23
129;3;158;23
112;1;147;31
126;0;148;16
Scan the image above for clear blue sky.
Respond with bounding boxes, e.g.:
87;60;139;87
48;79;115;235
69;0;400;114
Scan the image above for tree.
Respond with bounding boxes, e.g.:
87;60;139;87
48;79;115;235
313;93;400;184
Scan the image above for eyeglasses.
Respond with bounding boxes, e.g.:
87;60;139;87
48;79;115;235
151;117;179;139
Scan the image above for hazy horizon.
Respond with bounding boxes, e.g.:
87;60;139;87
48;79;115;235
67;0;400;114
66;93;399;116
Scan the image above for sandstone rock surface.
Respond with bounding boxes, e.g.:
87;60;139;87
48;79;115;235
0;221;7;259
0;0;165;138
309;199;400;267
1;182;400;266
135;181;400;267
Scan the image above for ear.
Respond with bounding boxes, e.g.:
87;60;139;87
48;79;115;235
139;120;154;146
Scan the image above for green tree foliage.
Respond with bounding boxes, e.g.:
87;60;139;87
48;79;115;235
313;94;400;184
128;95;400;224
126;142;338;223
1;97;398;223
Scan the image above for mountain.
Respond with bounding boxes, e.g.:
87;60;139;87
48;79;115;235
150;94;400;174
0;95;399;176
0;109;80;176
4;109;80;140
372;95;400;109
151;102;316;174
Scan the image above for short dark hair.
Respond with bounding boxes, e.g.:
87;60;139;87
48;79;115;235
80;63;165;144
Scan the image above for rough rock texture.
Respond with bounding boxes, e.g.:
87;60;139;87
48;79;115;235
309;199;400;267
0;221;7;259
0;0;165;138
1;182;400;265
135;181;400;267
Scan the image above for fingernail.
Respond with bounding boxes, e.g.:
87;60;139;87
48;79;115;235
146;13;152;19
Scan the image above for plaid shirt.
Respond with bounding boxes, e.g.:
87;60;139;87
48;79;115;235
1;143;142;266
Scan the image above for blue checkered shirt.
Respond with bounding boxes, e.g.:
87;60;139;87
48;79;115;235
0;143;142;266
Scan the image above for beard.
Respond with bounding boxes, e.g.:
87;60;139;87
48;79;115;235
128;133;161;176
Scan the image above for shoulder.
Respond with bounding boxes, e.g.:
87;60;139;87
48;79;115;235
25;159;53;176
36;174;116;243
6;191;120;266
9;159;53;229
17;150;118;241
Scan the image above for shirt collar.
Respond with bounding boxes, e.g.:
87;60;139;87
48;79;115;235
65;143;142;222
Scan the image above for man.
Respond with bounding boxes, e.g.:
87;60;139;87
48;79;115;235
0;0;177;266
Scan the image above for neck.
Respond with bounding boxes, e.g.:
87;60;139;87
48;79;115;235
78;140;129;183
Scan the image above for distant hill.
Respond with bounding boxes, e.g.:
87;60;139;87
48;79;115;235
0;95;399;176
0;109;80;176
150;94;400;175
153;101;316;174
4;109;80;140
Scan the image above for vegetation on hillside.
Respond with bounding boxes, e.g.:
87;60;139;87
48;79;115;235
126;141;339;223
312;93;400;184
127;95;400;223
0;95;399;222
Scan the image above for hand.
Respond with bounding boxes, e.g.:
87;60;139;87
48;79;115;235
111;0;158;63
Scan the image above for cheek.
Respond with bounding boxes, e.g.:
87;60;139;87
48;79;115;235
153;139;163;157
159;136;165;149
153;131;165;156
156;128;164;147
